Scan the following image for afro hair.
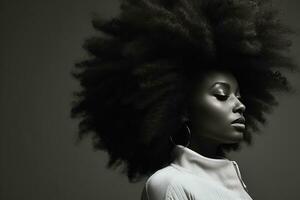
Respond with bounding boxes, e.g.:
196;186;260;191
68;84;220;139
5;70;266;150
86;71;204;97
70;0;298;182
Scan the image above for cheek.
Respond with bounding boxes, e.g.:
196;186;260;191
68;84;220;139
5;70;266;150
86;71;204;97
194;96;230;132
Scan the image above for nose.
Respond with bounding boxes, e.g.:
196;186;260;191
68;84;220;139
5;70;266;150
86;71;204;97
233;98;246;114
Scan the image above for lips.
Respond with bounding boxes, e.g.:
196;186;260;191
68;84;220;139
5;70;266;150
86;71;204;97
231;117;245;124
231;117;246;131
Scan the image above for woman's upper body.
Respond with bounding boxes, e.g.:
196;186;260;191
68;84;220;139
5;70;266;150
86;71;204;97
141;144;253;200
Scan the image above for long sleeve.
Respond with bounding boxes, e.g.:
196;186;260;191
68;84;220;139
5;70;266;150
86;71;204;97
165;183;190;200
141;179;190;200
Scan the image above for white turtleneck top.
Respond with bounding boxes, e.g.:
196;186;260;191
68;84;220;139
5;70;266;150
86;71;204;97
141;144;253;200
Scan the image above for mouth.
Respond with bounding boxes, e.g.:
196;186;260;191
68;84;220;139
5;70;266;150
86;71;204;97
231;117;245;124
231;123;245;131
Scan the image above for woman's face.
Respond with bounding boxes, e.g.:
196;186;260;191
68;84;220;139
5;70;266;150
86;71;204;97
188;69;246;144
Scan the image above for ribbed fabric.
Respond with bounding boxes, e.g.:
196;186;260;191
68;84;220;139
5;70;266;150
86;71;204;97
141;144;253;200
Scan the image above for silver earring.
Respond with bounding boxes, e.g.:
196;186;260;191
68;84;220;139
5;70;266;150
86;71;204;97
169;123;191;147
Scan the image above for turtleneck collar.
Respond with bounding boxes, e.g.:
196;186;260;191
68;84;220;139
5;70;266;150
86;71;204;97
171;144;232;175
170;144;250;194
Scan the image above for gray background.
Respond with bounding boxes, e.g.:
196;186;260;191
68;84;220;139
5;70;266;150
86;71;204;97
1;0;299;199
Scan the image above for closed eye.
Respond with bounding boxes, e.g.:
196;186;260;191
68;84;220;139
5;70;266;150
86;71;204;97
215;94;229;101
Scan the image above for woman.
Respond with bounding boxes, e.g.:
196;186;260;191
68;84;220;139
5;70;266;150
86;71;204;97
140;68;251;200
70;0;298;199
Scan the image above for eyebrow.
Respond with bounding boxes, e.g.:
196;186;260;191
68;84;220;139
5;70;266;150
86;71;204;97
210;82;239;92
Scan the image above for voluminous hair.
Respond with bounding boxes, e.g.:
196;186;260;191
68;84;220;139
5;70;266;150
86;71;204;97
70;0;298;182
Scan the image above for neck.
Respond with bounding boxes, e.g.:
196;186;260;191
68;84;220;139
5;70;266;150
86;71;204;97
188;135;223;159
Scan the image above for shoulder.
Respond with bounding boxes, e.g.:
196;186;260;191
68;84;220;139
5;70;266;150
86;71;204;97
142;165;191;200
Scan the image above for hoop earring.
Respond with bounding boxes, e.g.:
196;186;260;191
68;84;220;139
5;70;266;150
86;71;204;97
169;123;191;147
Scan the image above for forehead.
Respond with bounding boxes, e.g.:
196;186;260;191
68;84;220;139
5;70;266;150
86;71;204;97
196;69;239;91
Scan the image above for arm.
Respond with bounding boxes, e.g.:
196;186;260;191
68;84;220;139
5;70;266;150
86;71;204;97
141;181;190;200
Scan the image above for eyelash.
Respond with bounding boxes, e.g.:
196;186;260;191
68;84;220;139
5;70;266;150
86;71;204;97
215;94;243;101
215;94;229;101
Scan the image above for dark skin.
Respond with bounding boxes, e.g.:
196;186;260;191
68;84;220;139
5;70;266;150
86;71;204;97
184;69;246;159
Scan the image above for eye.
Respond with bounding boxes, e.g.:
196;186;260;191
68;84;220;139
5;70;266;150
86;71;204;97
215;94;229;101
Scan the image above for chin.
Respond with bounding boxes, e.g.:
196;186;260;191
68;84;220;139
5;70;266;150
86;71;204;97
225;131;244;143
